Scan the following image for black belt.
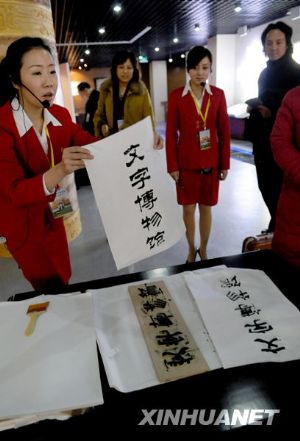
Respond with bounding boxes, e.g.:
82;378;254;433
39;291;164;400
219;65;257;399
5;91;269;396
198;167;212;174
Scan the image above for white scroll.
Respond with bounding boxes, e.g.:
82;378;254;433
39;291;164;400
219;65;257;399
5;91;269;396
84;117;185;269
0;293;103;420
185;268;300;368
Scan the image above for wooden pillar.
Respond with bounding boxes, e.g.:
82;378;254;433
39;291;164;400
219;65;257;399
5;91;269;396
0;0;82;258
0;0;55;58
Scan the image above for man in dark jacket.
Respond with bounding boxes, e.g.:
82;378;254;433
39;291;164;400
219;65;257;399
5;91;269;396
77;82;100;135
76;82;100;186
246;21;300;232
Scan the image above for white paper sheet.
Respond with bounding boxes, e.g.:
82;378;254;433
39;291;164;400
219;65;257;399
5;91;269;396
0;411;71;432
185;268;300;368
91;268;223;393
0;294;103;420
84;117;185;269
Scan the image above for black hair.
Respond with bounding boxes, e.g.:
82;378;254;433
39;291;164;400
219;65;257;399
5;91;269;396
186;46;213;71
110;50;139;133
111;50;139;83
77;81;91;91
261;21;293;55
0;36;52;106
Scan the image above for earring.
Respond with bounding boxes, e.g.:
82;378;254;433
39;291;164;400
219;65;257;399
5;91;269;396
10;93;21;111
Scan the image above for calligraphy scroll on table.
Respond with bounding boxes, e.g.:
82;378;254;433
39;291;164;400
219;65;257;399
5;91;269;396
129;280;209;382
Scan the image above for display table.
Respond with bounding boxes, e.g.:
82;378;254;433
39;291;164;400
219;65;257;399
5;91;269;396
5;250;300;437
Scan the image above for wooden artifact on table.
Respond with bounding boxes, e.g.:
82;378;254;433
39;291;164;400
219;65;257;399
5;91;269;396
25;301;50;336
129;280;209;383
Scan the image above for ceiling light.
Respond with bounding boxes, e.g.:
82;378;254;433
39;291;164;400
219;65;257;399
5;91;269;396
84;63;88;68
154;47;160;52
98;27;105;34
78;66;82;70
168;57;173;63
180;53;185;58
84;49;90;55
237;25;247;37
80;58;84;62
234;3;242;13
194;23;200;32
173;37;179;43
138;55;148;63
113;4;122;13
289;6;300;20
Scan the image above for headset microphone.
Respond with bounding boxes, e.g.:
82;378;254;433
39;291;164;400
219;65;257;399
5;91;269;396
21;83;50;109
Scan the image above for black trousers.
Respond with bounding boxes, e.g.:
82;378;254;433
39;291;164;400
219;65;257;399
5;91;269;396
254;154;283;232
75;168;90;188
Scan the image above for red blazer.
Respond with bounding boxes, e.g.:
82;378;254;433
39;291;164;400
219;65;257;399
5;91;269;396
271;86;300;267
166;85;230;173
0;102;97;288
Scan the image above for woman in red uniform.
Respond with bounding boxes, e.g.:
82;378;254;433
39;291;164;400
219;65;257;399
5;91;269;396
166;46;230;263
0;37;95;290
271;86;300;268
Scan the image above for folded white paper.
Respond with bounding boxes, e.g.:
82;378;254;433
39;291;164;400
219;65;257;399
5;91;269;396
185;268;300;368
0;293;103;420
91;268;223;392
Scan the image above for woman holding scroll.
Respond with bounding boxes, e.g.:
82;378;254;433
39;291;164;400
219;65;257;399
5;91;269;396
0;37;96;290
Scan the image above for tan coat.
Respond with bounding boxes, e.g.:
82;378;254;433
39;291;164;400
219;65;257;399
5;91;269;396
93;78;155;137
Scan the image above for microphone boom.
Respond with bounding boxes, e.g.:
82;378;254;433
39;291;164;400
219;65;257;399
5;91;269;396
41;100;50;109
21;83;50;109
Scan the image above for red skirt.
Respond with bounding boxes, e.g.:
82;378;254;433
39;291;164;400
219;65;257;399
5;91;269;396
10;217;71;291
176;168;219;206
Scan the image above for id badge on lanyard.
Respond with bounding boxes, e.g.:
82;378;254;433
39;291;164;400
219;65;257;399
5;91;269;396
199;128;211;150
192;91;211;150
45;126;73;219
49;187;73;218
117;119;124;130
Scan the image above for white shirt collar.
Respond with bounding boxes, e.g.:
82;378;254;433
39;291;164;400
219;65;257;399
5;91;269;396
182;81;212;97
11;97;62;138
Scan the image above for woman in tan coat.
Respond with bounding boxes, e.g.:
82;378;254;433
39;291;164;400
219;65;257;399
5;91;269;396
93;50;162;148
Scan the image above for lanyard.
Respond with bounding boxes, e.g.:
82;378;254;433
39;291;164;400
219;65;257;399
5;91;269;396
190;90;211;129
45;126;55;168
